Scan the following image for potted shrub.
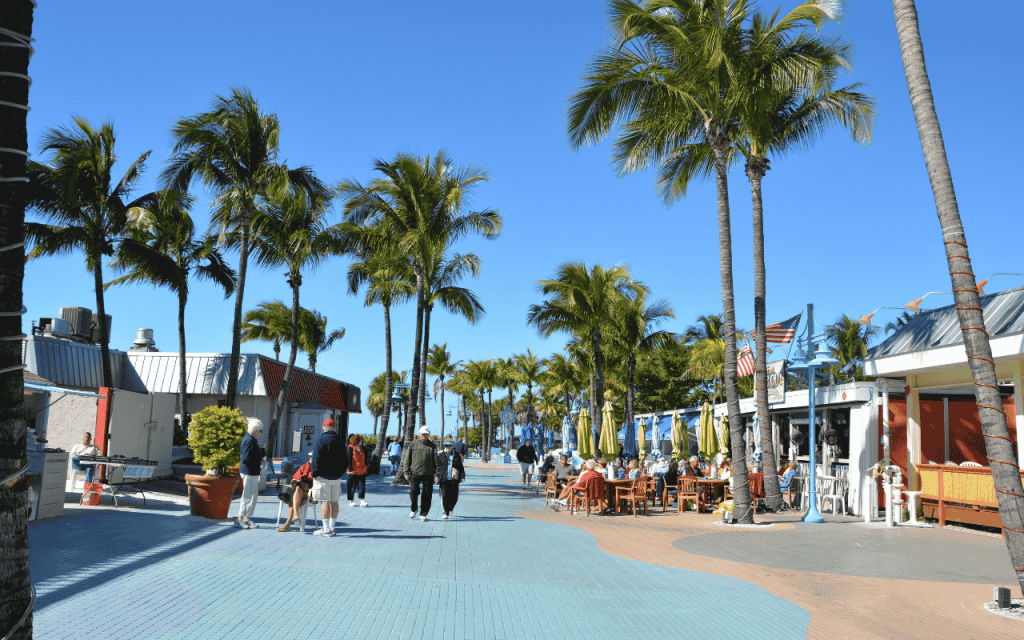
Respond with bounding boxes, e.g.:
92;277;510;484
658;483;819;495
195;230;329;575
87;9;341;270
185;406;247;519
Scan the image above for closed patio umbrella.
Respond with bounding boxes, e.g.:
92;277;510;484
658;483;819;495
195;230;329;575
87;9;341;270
719;415;730;459
577;408;593;459
622;420;637;459
599;401;618;459
636;417;647;463
671;410;685;461
563;414;576;451
699;402;720;461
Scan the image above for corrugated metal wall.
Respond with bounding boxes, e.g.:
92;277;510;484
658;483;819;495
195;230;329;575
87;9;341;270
124;353;266;396
107;390;176;477
22;335;125;390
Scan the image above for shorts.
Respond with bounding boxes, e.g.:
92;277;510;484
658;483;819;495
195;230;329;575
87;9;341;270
311;477;342;503
519;462;535;475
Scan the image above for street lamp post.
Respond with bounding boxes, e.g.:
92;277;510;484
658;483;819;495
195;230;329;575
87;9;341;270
786;303;838;524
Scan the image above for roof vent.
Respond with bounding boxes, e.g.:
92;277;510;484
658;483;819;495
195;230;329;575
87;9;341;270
131;328;157;352
59;306;92;339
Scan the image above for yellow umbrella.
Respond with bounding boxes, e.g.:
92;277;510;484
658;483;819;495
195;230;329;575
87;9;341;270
577;408;593;459
719;415;730;458
671;410;684;461
699;402;720;460
599;400;618;459
679;412;689;459
637;417;647;462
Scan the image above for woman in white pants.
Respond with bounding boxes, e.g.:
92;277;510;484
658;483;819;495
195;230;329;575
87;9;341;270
235;418;265;529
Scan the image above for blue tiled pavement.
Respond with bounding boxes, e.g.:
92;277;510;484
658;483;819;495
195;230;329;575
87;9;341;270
29;468;810;639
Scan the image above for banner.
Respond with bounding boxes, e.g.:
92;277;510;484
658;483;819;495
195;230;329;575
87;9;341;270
767;360;786;404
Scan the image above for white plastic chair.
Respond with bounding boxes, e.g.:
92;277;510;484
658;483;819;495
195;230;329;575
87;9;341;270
68;467;88;491
275;488;320;532
944;461;958;466
960;461;982;467
820;475;847;515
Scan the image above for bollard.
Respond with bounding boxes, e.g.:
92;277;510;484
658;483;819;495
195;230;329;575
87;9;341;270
994;586;1011;609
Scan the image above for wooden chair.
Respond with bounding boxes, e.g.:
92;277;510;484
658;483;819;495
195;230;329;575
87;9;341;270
543;473;559;505
661;477;679;512
617;476;649;517
677;477;700;513
749;472;765;511
570;476;605;517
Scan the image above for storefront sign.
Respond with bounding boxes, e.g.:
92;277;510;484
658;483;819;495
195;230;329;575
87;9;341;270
767;360;786;403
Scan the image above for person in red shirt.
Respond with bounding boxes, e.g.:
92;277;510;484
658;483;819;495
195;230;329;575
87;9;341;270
556;459;600;503
277;453;314;532
347;434;370;507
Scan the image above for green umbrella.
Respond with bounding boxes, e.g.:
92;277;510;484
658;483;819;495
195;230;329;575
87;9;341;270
577;407;593;459
719;415;730;459
699;402;720;460
599;400;618;458
671;410;685;461
637;417;647;462
677;411;689;460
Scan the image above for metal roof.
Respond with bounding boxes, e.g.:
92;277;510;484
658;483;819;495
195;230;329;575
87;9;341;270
122;352;267;396
865;287;1024;361
22;335;125;390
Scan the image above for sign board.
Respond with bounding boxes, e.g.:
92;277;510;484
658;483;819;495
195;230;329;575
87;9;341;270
292;430;302;453
767;360;787;404
500;408;515;425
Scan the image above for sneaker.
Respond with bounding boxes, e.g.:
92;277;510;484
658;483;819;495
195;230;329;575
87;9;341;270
349;501;357;507
276;524;292;532
442;513;449;520
359;500;367;507
325;529;337;537
420;515;427;522
233;520;245;529
410;511;417;519
312;528;328;536
245;521;259;529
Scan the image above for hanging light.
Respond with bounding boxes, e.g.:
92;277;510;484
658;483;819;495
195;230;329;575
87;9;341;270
976;273;1024;296
857;307;904;327
905;292;951;313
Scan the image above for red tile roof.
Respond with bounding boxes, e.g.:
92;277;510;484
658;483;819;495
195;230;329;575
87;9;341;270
258;356;359;413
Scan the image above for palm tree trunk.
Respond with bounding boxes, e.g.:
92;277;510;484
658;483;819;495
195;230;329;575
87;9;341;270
267;274;300;459
486;388;494;460
177;292;189;434
626;355;636;431
439;376;445;438
894;0;1024;590
418;304;432;428
479;390;488;461
226;216;250;408
711;141;753;524
748;165;781;510
374;304;393;459
93;259;113;390
398;271;425;482
309;351;316;373
273;339;280;361
592;327;605;454
0;6;34;636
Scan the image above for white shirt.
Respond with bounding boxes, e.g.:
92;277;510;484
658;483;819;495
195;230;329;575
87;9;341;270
71;443;100;457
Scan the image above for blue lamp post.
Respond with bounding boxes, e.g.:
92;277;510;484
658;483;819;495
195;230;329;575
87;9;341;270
786;304;838;524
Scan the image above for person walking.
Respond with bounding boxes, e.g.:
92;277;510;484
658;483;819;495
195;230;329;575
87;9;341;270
453;439;468;457
409;426;437;521
347;434;369;507
516;440;538;489
436;440;465;519
387;437;403;476
234;418;265;529
311;418;347;537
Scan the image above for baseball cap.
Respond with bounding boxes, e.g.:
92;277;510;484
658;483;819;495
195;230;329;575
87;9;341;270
323;418;335;428
419;426;430;435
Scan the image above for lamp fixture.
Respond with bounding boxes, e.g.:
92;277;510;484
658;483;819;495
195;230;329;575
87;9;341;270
976;273;1024;296
904;292;951;314
857;306;904;327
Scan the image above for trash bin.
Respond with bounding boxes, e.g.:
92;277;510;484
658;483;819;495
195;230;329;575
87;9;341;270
82;482;103;506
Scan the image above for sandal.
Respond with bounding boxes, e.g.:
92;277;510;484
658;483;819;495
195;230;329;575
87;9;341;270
276;524;292;532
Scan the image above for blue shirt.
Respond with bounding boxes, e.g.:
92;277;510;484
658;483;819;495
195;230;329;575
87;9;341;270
387;441;402;457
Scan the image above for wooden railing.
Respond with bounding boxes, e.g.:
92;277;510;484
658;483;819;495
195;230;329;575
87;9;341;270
916;463;1024;531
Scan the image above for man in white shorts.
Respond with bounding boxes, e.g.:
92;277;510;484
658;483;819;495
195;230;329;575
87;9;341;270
310;418;347;537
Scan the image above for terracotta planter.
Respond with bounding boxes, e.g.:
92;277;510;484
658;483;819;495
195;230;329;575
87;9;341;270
225;467;243;494
185;474;238;519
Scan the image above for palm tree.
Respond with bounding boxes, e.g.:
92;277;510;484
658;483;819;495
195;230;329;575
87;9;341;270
893;0;1024;584
0;5;35;637
347;225;414;458
340;151;502;451
825;315;878;382
607;289;677;432
512;349;547;431
26;117;155;390
883;311;915;335
246;178;339;457
298;308;345;373
426;343;460;438
494;357;522;445
540;352;585;420
417;250;485;428
107;190;236;429
162;87;324;408
446;369;476;445
366;372;388;443
241;300;291;360
463;360;497;462
527;261;640;447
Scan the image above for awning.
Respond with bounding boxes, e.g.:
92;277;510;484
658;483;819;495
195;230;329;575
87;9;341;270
24;381;104;398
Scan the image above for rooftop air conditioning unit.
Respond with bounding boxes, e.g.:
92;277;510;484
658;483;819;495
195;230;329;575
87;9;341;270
90;313;112;343
41;317;71;335
59;306;92;339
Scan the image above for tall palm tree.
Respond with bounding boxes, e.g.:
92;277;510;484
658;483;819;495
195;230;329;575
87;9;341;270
512;349;547;430
527;262;640;446
298;308;345;373
340;151;502;452
246;179;339;457
26;117;155;390
426;343;459;438
607;289;677;431
893;0;1024;585
446;369;475;444
494;357;522;444
0;4;35;637
463;360;497;462
417;250;485;428
162;87;324;408
825;315;878;382
347;225;414;458
241;300;291;360
366;372;388;444
540;352;585;420
107;190;236;429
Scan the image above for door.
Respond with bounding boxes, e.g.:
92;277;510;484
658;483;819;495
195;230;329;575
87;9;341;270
295;413;321;460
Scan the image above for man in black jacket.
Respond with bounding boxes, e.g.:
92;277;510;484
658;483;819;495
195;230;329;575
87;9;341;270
311;418;347;537
516;441;538;489
409;425;437;521
436;440;465;519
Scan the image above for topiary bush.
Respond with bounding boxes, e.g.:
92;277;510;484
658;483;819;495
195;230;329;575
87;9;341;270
187;406;247;475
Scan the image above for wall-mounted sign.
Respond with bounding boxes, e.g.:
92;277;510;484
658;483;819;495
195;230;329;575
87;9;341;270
767;360;786;404
500;408;515;425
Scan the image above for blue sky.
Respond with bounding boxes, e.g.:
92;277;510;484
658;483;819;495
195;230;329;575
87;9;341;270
24;1;1023;436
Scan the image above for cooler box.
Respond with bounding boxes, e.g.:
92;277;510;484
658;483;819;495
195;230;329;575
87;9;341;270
82;482;103;506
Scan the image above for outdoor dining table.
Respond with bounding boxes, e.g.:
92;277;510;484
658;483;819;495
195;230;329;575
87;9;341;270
603;477;632;514
696;478;729;511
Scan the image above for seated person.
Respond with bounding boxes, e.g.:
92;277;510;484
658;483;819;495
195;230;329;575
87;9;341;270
684;455;705;478
625;460;641;480
779;461;798;490
277;454;314;532
538;455;556;482
70;432;101;483
656;460;680;497
557;459;600;503
719;459;733;481
553;455;574;490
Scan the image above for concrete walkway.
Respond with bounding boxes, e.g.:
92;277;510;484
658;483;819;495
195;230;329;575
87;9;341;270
30;466;808;639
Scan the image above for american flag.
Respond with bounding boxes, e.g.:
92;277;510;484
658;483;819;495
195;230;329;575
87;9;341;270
737;345;754;377
750;313;802;344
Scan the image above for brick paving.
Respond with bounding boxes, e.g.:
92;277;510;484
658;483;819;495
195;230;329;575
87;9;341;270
30;466;807;639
